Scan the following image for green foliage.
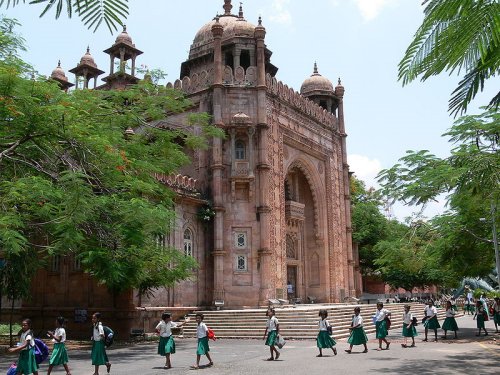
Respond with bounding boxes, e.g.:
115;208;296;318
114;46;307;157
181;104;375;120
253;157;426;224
0;0;129;33
0;323;20;334
398;0;500;116
0;17;221;296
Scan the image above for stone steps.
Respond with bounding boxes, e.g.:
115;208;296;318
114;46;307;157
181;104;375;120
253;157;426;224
178;303;453;339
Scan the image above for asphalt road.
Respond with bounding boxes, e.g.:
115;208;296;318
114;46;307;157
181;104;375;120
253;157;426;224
1;315;498;375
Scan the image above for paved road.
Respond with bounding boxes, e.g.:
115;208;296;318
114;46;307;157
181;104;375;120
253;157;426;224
1;315;498;374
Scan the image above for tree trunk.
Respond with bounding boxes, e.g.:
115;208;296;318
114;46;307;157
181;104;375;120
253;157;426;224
9;297;14;347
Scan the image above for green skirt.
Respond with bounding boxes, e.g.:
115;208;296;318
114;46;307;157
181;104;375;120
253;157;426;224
375;320;388;339
265;330;278;347
402;324;418;337
476;314;485;329
18;348;38;375
424;316;440;330
494;312;500;325
196;337;210;355
91;340;109;365
316;331;336;348
50;342;69;365
158;335;176;355
347;327;368;345
442;317;459;331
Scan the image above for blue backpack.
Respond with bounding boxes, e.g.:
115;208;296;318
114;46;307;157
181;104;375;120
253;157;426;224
6;363;17;375
33;338;49;365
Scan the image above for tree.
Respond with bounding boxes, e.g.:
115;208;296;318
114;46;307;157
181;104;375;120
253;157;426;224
0;16;223;301
0;0;129;32
378;107;499;279
398;0;500;116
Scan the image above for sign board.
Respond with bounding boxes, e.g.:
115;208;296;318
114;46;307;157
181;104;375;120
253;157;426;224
74;309;88;323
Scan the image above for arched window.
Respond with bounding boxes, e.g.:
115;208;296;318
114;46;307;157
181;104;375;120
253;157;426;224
183;229;193;257
235;140;245;160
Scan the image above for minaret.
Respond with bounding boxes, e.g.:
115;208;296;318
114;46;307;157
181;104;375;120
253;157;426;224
49;60;74;92
69;47;104;89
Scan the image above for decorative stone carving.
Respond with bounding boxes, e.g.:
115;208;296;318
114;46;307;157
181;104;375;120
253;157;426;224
245;66;257;85
234;66;245;84
223;65;233;84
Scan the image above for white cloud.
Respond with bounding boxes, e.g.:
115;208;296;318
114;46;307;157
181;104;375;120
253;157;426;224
352;0;399;21
268;0;292;25
347;154;382;189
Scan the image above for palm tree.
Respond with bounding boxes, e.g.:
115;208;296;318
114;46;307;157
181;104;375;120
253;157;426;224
398;0;500;117
0;0;129;33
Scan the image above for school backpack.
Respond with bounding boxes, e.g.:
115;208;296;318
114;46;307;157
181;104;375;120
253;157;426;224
102;326;114;347
33;338;50;365
6;363;17;375
411;316;418;326
384;316;391;330
207;328;216;341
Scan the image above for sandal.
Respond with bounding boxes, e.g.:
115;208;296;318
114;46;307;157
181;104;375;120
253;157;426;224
344;349;351;354
333;348;337;355
401;344;407;348
362;349;368;353
267;357;274;361
386;342;390;350
208;362;213;367
275;352;280;360
106;363;111;373
190;365;199;369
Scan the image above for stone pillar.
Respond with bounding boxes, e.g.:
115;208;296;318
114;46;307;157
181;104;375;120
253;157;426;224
255;19;272;305
109;55;114;75
131;54;136;76
119;48;125;73
229;128;235;177
248;127;255;177
234;47;241;70
211;18;226;303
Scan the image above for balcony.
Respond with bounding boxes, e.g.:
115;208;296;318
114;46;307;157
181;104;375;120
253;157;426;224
285;201;305;220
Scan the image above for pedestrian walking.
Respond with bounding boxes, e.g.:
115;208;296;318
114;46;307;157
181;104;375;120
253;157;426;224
90;312;111;375
441;301;459;339
46;316;71;375
373;302;391;351
263;308;280;361
345;307;368;354
155;312;190;369
191;313;213;369
474;301;489;336
401;305;417;348
492;297;500;333
316;309;337;357
422;300;440;342
7;318;39;375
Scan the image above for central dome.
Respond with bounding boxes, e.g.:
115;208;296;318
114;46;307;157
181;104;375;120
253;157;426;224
300;63;334;96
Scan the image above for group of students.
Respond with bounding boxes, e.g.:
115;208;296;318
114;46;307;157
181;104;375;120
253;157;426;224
8;297;500;374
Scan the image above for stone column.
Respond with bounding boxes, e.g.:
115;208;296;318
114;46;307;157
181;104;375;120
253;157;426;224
229;128;235;177
119;48;125;73
109;55;114;75
131;54;136;76
255;19;272;305
211;18;226;303
248;127;255;177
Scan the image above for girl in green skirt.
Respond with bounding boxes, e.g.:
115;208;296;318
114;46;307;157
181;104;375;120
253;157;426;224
263;308;280;361
191;313;213;369
373;302;391;351
423;300;440;342
91;312;111;375
345;307;368;354
47;316;71;375
441;301;459;339
316;309;337;357
492;297;500;333
474;301;489;336
8;318;39;375
401;305;417;348
155;312;190;369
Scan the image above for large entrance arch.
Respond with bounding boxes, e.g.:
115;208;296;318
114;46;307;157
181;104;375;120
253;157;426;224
284;163;325;302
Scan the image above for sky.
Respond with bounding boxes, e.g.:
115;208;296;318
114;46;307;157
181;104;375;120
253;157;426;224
2;0;498;220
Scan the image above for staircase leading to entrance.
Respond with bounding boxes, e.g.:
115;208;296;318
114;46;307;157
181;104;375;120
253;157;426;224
181;303;458;340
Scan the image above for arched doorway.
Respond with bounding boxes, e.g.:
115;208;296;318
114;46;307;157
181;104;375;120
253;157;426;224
284;165;320;303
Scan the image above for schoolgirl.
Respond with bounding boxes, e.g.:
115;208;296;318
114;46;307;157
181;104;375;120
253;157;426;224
441;301;459;339
191;313;213;369
263;308;280;361
91;312;111;375
155;312;189;369
7;318;39;375
423;300;440;342
493;297;500;333
47;316;71;375
401;305;417;348
474;300;489;336
345;307;368;354
316;309;337;357
373;302;391;351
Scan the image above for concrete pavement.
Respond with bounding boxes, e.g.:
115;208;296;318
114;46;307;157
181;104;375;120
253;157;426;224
1;315;498;374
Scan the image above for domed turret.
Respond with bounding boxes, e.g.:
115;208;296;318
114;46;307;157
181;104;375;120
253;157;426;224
50;60;74;91
115;25;134;46
300;62;334;97
79;47;97;69
69;47;104;89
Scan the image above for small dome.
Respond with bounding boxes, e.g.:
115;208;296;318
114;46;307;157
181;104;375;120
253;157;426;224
300;63;334;96
115;25;133;46
80;47;97;68
50;60;68;82
192;16;255;49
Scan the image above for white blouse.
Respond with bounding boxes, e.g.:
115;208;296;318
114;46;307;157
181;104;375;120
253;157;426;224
20;330;34;350
53;327;66;343
375;308;390;322
425;306;437;317
318;319;330;331
266;316;279;331
93;323;104;341
445;309;456;318
155;320;178;338
196;322;208;339
402;312;413;325
352;315;363;327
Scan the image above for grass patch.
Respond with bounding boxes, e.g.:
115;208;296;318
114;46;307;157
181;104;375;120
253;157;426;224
0;323;21;335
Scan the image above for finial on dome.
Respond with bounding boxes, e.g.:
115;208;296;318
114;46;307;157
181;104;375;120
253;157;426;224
223;0;232;15
338;77;342;85
86;46;90;54
57;60;61;68
313;62;318;74
258;16;262;26
123;24;127;32
239;2;244;18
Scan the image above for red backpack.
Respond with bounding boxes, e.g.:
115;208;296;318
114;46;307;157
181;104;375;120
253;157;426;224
207;328;216;341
